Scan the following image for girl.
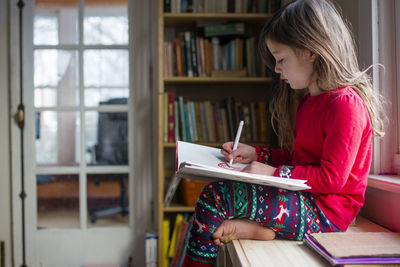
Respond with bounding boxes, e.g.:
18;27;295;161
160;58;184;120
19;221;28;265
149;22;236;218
182;0;385;266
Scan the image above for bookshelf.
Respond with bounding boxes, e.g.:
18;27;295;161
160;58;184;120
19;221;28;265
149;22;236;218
157;0;281;265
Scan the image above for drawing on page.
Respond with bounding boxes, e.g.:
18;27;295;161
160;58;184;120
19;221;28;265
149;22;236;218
217;162;243;171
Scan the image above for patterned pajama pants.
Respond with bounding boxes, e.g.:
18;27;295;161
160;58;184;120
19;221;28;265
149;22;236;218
184;181;341;265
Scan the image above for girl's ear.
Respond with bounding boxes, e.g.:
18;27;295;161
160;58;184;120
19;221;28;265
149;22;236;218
309;52;317;62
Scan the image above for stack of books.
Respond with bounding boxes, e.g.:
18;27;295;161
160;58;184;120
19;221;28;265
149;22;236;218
303;232;400;266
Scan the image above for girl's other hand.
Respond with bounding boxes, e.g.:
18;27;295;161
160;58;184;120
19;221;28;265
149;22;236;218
221;142;258;164
242;161;277;176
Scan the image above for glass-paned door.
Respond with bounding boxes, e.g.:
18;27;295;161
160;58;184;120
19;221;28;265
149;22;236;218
25;0;132;265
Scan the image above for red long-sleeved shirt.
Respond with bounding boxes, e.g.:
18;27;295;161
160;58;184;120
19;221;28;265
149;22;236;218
256;86;372;231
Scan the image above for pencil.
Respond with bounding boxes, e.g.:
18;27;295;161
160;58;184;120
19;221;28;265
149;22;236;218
229;120;244;166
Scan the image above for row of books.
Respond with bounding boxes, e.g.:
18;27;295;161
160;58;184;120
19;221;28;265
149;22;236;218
164;31;268;78
164;0;282;14
163;213;192;267
163;92;272;144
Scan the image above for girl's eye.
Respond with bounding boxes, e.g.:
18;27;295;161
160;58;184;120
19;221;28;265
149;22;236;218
277;58;284;63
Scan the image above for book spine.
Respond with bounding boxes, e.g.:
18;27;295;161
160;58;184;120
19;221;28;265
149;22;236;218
178;96;187;141
211;37;220;71
227;0;235;12
258;101;268;142
175;38;183;76
238;38;244;70
162;218;170;267
171;0;178;13
199;37;206;77
172;41;178;76
176;217;193;266
184;101;192;142
216;103;225;141
196;36;203;77
205;38;213;76
204;101;216;142
174;100;181;141
168;41;174;76
195;101;203;142
168;92;175;142
182;0;188;12
204;22;245;37
184;32;194;77
163;92;168;142
179;32;187;76
187;0;193;12
235;101;242;137
171;218;189;267
164;0;172;12
199;102;209;142
190;32;199;77
221;45;227;70
227;41;233;70
213;104;220;142
225;97;236;140
163;42;169;77
242;103;251;141
220;107;230;143
167;213;183;258
250;102;258;142
190;101;199;142
235;0;242;13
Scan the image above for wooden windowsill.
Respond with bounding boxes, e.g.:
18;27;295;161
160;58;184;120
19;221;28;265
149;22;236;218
217;217;388;267
368;174;400;194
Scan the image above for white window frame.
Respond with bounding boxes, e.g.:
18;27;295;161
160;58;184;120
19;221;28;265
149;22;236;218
360;0;400;176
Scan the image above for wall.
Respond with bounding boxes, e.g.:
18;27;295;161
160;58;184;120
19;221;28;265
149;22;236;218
334;0;359;45
362;186;400;232
0;0;12;266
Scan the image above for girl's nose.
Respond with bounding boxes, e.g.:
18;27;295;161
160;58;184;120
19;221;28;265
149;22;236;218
274;65;282;74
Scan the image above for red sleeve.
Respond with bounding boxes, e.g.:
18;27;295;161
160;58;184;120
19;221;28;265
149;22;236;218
254;146;292;166
274;94;370;193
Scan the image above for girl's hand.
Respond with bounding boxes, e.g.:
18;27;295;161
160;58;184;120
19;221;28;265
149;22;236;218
242;161;277;176
221;142;258;164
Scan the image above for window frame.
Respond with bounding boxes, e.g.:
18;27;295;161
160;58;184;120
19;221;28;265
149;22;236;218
360;0;400;176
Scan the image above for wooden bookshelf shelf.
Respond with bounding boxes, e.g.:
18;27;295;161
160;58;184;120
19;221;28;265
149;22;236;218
164;13;272;26
163;205;195;213
164;142;269;148
164;76;272;84
164;142;224;148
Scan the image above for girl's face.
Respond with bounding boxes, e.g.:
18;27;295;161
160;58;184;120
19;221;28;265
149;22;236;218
266;39;321;96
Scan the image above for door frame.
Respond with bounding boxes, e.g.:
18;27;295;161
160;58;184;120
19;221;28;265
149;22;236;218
9;0;156;265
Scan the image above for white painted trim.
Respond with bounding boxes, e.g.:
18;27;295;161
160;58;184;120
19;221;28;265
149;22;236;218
34;45;129;49
368;174;400;194
395;0;400;155
34;105;129;112
364;0;399;174
35;166;130;174
0;0;12;265
9;0;24;264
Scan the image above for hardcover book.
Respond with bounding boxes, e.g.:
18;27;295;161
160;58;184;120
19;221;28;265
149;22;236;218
176;141;310;191
303;232;400;266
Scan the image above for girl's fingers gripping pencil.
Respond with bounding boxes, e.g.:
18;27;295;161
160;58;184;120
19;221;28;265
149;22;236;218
229;120;244;166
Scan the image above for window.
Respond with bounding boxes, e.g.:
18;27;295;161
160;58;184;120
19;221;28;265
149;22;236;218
360;0;400;176
33;0;130;229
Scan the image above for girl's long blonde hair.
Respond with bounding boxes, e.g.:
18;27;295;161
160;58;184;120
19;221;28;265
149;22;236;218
258;0;385;148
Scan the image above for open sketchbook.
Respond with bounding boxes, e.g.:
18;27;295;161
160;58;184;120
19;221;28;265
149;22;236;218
175;141;310;191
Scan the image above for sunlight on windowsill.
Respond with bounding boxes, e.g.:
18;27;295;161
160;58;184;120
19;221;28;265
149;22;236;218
368;174;400;194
